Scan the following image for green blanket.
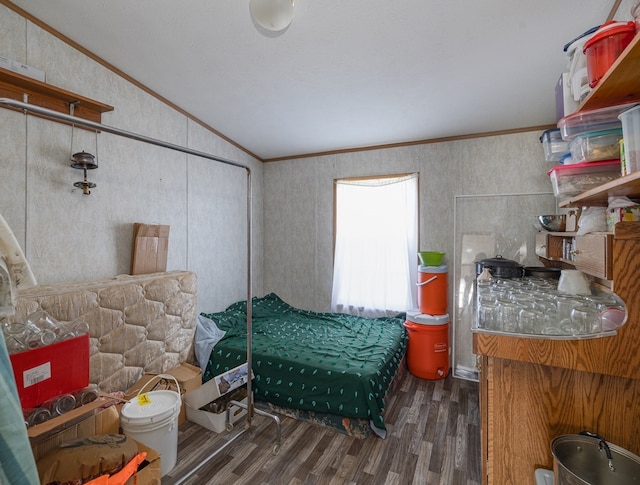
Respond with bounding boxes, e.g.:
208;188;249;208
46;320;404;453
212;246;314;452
202;293;407;431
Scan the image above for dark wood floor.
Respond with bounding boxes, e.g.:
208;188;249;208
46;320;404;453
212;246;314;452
163;371;481;485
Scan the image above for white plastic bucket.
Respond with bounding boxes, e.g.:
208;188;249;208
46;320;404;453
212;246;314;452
120;375;181;477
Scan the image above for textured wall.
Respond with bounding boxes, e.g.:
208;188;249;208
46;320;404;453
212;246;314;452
264;131;554;312
615;0;637;20
0;4;263;314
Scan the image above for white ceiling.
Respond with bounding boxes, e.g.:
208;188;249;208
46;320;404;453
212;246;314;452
9;0;617;160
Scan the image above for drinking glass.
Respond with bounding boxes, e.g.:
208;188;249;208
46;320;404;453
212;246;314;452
498;301;520;333
477;302;499;330
519;308;543;334
570;305;601;334
556;295;583;321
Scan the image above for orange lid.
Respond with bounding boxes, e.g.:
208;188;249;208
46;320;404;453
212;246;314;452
583;21;635;52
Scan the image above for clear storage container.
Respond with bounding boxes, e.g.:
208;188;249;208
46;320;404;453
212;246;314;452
547;159;621;199
619;104;640;173
540;128;570;162
557;102;635;140
568;128;622;163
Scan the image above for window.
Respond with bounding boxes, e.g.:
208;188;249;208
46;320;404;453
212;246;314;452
331;173;418;317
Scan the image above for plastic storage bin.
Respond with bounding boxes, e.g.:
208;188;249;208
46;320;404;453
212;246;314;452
583;21;636;88
558;102;635;141
619;104;640;173
564;26;599;103
540;128;569;162
569;128;622;162
547;159;621;199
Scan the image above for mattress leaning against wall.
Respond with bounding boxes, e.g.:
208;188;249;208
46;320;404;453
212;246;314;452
8;271;198;392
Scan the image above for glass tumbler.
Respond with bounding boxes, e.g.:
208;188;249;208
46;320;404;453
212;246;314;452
477;302;499;330
570;305;601;334
73;386;99;406
43;394;77;416
498;301;520;333
24;407;52;427
519;308;543;334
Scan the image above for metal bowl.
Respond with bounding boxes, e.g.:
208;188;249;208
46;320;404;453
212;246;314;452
537;214;566;232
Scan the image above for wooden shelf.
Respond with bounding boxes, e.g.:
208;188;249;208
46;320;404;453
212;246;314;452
0;67;113;124
559;170;640;207
578;31;640;111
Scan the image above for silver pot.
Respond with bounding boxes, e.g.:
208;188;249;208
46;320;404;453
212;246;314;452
552;433;640;484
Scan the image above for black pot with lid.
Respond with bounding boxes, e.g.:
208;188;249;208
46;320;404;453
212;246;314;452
475;255;524;279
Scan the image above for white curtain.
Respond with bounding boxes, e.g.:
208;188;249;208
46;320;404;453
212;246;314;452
331;174;418;317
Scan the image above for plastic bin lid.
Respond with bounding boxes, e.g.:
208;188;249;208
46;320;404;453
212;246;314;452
120;390;181;423
619;104;640;120
563;25;600;52
406;310;449;325
418;264;447;273
557;102;635;140
547;159;620;176
583;21;635;52
570;128;623;140
539;128;561;143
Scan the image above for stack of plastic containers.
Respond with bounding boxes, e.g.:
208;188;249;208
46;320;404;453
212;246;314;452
403;253;450;380
548;103;636;200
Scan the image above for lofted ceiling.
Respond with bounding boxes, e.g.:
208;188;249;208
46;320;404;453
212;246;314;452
6;1;618;160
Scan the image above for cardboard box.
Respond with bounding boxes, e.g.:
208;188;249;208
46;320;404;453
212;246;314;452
29;399;119;458
127;440;161;485
130;223;170;275
10;334;90;409
30;401;161;485
184;363;249;433
124;363;202;425
607;205;640;232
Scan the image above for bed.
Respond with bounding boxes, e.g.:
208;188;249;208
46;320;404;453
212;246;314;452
200;293;408;438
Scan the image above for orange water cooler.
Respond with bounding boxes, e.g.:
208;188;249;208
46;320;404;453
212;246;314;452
406;264;449;380
403;310;450;380
417;265;448;315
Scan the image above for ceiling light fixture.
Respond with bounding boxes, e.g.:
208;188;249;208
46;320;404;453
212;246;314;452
249;0;294;32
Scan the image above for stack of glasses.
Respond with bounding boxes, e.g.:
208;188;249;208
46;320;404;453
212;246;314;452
2;310;89;354
475;277;625;337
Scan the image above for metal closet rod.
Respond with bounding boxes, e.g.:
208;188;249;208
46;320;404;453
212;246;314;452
0;98;250;171
0;96;264;434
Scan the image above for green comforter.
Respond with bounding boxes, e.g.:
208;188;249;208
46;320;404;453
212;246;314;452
201;293;407;431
